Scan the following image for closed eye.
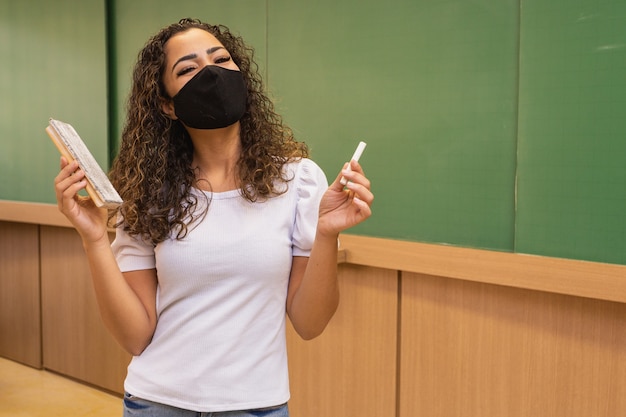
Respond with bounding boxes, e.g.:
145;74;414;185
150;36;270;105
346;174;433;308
214;55;231;64
176;66;196;76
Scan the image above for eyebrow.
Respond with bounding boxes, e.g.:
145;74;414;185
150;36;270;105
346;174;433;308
171;46;226;72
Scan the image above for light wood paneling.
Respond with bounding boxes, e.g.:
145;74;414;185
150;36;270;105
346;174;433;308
0;201;71;228
400;272;626;417
0;222;42;368
40;226;130;394
2;202;624;303
2;203;626;416
339;234;626;304
287;264;398;417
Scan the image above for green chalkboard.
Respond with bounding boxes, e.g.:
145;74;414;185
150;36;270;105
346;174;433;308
2;0;624;265
268;0;520;252
109;0;268;153
516;1;626;265
0;0;108;204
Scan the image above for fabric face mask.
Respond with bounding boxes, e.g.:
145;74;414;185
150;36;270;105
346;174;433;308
172;65;247;129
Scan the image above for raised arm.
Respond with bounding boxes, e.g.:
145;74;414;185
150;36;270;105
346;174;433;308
55;158;158;355
287;160;373;339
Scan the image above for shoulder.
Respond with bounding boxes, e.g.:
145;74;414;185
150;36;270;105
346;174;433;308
279;158;328;204
284;158;328;188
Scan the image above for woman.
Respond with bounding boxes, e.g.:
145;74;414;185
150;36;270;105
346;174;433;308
55;18;373;416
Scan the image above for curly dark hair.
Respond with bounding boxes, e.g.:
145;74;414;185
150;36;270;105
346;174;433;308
108;18;308;245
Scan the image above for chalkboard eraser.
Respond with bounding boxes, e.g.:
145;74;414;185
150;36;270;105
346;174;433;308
46;118;123;209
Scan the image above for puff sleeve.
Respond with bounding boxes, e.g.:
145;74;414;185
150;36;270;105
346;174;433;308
292;159;328;257
111;227;156;272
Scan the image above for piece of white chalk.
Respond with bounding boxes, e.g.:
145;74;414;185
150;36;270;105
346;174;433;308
340;141;367;185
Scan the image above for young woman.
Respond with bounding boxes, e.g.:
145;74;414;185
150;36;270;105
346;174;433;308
54;18;373;417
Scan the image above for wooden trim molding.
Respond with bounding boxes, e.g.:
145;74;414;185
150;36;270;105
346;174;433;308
0;200;71;228
338;234;626;304
1;200;624;304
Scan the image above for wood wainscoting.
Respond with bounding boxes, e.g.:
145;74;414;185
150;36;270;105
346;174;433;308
1;200;625;416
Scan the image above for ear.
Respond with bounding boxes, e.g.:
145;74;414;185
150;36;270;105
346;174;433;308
160;97;178;120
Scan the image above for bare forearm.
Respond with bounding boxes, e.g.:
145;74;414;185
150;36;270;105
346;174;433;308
83;238;155;355
288;232;340;340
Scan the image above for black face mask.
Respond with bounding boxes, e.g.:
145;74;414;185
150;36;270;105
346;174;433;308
172;65;247;129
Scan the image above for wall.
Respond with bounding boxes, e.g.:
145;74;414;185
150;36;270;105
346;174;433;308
515;1;626;263
0;0;108;204
1;207;625;416
1;0;624;264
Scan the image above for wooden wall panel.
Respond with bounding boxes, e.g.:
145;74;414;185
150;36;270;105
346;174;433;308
287;265;398;417
400;272;626;417
40;226;129;394
3;204;626;415
0;221;41;368
339;234;626;304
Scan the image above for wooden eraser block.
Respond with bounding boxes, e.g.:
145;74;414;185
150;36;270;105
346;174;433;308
46;118;122;209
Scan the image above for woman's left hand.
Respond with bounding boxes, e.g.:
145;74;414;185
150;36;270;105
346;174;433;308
317;160;374;237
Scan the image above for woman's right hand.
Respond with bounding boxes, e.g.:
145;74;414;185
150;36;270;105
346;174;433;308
54;157;109;244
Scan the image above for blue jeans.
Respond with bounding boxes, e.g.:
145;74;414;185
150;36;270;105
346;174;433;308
123;392;289;417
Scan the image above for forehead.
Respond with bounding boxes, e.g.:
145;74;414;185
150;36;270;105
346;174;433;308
163;28;224;61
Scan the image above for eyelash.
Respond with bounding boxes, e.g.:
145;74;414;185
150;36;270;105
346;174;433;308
177;67;195;76
215;56;231;64
176;56;232;76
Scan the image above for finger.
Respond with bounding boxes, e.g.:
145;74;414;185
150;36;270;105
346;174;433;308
55;163;84;190
341;163;371;190
55;167;87;204
55;159;79;184
64;176;88;196
345;181;374;206
352;196;373;218
329;162;351;190
58;179;88;206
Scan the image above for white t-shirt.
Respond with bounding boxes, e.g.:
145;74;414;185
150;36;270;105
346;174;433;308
111;158;327;412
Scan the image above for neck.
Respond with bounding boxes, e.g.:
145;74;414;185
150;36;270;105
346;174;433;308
187;123;242;192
